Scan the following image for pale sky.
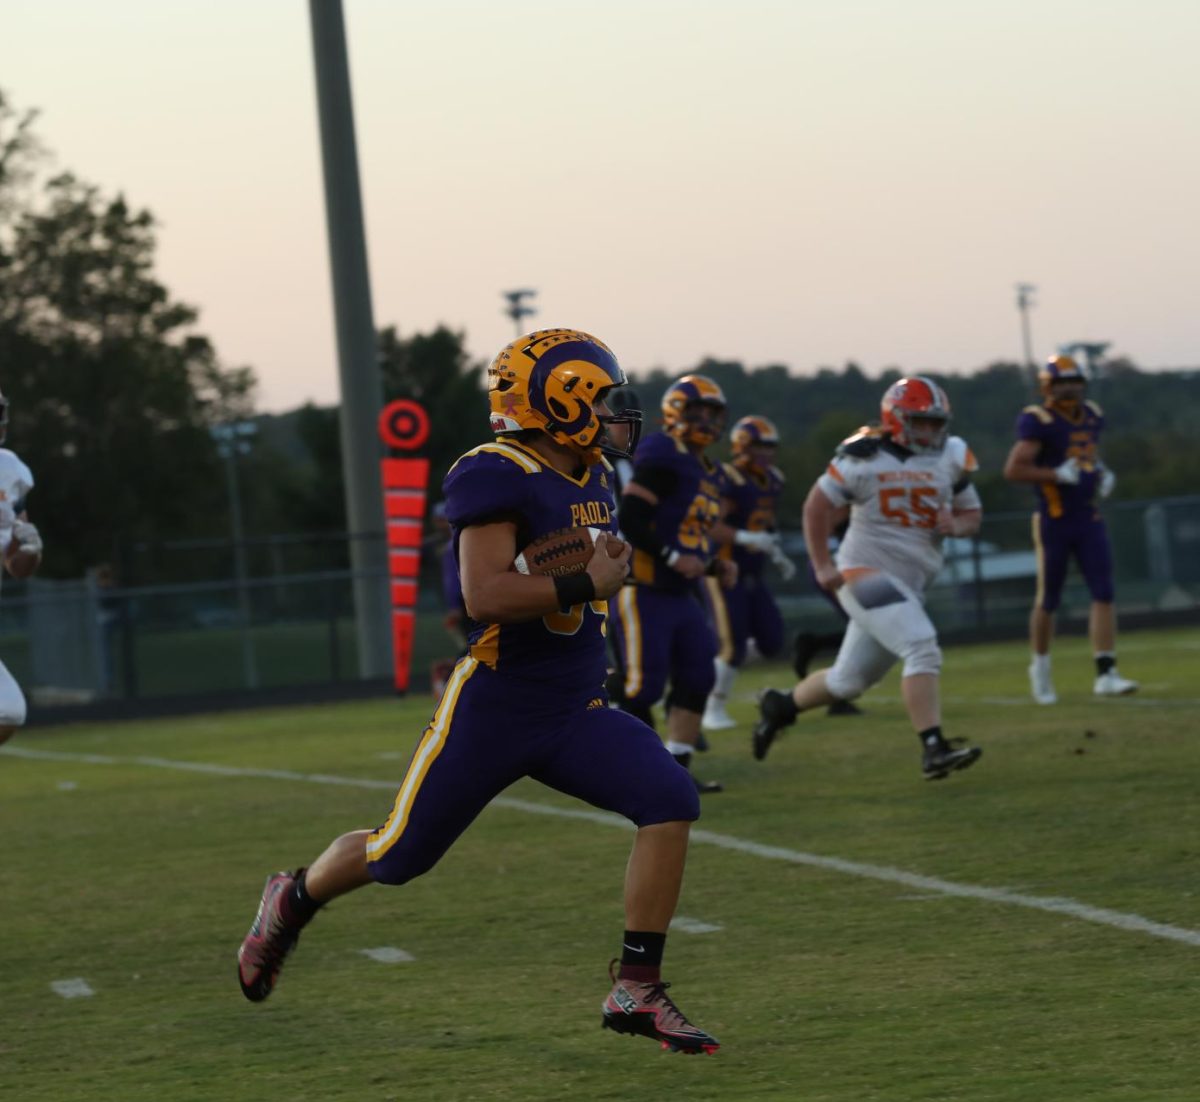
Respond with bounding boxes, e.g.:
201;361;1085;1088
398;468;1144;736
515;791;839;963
3;0;1198;411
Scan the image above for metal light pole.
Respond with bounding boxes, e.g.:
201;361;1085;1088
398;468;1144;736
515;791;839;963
212;421;259;689
1015;283;1037;383
310;0;392;678
502;289;538;336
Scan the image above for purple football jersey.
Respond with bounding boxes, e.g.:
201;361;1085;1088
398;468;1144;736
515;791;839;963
627;431;727;592
1015;400;1105;518
442;439;617;693
722;459;785;578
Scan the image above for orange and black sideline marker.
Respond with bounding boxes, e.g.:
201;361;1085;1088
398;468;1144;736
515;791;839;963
378;398;431;693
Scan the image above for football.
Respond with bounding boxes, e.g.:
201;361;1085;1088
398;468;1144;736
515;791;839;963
4;540;40;580
514;527;606;577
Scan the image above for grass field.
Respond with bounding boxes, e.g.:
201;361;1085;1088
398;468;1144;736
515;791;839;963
2;627;1198;1101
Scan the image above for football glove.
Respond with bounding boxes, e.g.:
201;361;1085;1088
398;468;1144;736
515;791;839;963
734;529;778;553
1098;465;1116;499
1053;457;1081;485
768;542;798;581
11;520;42;556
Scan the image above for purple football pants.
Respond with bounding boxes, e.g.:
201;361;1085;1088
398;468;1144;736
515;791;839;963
705;573;785;667
1033;511;1115;612
365;657;699;886
609;584;717;709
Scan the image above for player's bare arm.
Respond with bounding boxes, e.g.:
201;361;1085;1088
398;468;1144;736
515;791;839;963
802;483;844;591
1003;438;1069;484
936;507;983;538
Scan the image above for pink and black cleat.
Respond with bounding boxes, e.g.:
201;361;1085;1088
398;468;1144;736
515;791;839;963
601;961;720;1054
237;870;305;1002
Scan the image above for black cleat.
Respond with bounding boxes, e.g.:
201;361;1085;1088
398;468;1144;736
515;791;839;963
752;688;798;761
672;749;722;792
826;698;863;717
922;741;983;781
602;961;720;1054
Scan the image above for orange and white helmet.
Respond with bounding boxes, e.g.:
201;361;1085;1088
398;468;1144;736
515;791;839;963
879;376;951;455
660;374;727;446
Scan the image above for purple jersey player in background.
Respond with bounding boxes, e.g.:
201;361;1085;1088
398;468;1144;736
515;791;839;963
701;415;797;731
1003;353;1137;703
236;329;719;1055
612;374;738;794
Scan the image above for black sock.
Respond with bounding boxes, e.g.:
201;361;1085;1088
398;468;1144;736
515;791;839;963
281;868;324;927
621;930;666;968
918;725;945;751
1095;654;1115;675
619;930;667;981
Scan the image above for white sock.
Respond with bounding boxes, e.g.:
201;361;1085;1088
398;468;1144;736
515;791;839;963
665;740;693;757
1032;653;1051;674
711;658;737;701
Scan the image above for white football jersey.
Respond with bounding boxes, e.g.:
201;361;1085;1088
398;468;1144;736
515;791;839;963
0;448;35;562
817;434;980;593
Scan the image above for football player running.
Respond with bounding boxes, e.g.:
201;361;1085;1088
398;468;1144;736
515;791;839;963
753;377;984;781
701;415;796;731
1003;354;1136;703
0;390;42;748
610;374;737;794
236;330;719;1055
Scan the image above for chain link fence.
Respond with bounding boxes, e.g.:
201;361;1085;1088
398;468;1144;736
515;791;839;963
2;495;1197;717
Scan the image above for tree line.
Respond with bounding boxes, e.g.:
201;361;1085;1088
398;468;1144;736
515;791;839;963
3;89;1197;582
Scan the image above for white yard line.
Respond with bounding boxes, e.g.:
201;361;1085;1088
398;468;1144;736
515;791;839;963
6;745;1200;949
865;693;1200;708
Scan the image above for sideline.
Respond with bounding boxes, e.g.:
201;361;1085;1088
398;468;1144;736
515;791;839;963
6;744;1200;949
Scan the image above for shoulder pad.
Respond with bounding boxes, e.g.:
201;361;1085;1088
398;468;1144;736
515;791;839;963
447;441;542;476
632;430;686;465
1022;404;1053;424
835;433;883;459
721;462;746;486
0;448;34;492
945;435;979;473
443;445;534;527
1084;399;1103;417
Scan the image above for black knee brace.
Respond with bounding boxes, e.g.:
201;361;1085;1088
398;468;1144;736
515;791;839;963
666;685;708;715
622;698;656;730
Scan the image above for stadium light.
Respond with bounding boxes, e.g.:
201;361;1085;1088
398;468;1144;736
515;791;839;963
502;289;538;336
1015;283;1037;383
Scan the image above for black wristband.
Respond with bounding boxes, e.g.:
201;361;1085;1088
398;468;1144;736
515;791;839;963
554;571;596;611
